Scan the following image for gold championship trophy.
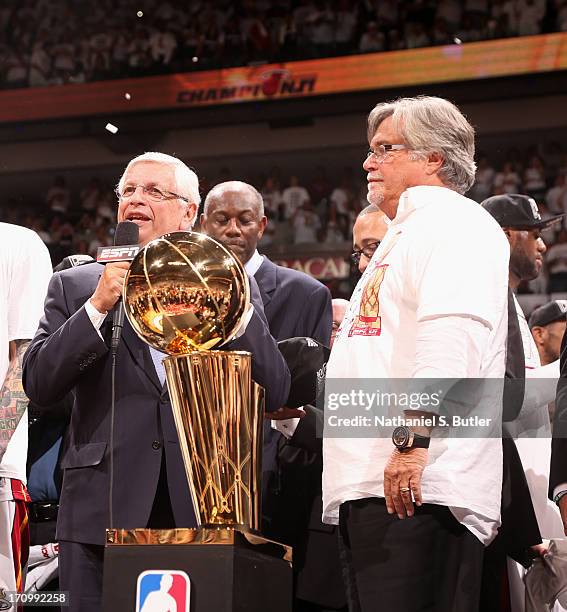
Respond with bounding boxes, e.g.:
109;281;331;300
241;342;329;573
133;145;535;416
102;232;292;612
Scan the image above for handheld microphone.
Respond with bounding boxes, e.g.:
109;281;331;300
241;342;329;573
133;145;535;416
109;221;139;353
108;220;139;531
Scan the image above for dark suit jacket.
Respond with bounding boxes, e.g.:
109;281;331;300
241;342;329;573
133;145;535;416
284;405;346;608
255;256;332;490
22;262;290;546
255;257;345;608
254;256;331;497
500;289;541;563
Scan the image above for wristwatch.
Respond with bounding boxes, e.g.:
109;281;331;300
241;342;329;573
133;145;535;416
553;490;567;506
392;426;430;452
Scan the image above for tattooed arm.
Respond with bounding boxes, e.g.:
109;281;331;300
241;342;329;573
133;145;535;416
0;339;31;462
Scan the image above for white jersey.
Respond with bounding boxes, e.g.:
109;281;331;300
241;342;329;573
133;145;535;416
322;186;509;545
0;223;52;487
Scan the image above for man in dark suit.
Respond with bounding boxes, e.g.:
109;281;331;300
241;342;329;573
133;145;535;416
200;180;339;611
22;154;291;612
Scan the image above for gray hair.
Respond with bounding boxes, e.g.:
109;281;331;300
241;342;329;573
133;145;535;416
117;152;201;209
203;181;264;217
367;96;476;194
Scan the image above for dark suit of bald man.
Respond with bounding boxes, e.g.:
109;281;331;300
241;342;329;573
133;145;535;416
254;256;345;611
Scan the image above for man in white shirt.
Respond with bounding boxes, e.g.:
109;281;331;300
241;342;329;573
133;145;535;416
1;223;52;594
322;96;510;611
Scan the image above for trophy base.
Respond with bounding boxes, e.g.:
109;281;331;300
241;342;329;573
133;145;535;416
102;528;292;612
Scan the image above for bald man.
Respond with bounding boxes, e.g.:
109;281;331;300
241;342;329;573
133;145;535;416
201;181;341;612
351;204;389;274
201;180;332;345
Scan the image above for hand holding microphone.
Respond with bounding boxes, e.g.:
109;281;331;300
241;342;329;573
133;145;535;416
90;262;131;314
91;221;140;352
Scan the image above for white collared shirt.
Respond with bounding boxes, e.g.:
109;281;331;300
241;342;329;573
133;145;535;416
245;250;264;277
322;186;510;545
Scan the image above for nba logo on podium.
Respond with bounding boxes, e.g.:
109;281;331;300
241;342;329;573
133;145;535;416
136;570;191;611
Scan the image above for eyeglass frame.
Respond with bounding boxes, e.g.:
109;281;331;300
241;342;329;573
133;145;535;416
366;144;408;163
114;183;189;203
351;240;381;265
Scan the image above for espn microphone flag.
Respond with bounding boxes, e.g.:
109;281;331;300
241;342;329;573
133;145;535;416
97;221;141;263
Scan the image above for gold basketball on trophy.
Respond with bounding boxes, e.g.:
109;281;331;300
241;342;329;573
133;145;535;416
122;231;250;354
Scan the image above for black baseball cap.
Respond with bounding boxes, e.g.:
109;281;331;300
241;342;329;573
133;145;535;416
528;300;567;329
480;194;563;230
277;337;330;408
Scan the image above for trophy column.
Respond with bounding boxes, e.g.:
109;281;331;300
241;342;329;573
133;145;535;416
101;231;292;612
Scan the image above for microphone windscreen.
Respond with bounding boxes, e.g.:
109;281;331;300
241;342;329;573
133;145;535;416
114;221;139;246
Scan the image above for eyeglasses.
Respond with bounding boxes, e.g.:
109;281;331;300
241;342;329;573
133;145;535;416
351;240;381;265
115;184;189;203
366;144;408;163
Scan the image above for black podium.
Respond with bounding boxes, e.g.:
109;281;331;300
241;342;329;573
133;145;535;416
102;528;292;612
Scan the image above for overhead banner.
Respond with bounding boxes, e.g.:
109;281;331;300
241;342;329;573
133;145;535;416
2;33;567;123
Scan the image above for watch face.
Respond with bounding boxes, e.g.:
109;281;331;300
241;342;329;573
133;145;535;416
392;426;410;449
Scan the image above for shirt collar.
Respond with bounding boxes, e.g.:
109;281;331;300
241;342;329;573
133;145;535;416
244;249;264;276
390;185;457;226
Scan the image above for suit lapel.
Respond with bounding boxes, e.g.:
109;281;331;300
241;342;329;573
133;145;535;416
254;257;277;308
121;319;162;392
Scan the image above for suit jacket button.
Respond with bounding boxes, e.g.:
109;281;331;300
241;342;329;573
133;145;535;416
152;441;161;450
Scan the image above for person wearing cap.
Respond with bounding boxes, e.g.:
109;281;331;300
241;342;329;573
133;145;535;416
323;96;509;612
550;321;567;542
530;301;567;367
481;193;563;292
481;193;565;611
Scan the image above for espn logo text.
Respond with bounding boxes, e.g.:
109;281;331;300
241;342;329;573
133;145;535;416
97;245;140;263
